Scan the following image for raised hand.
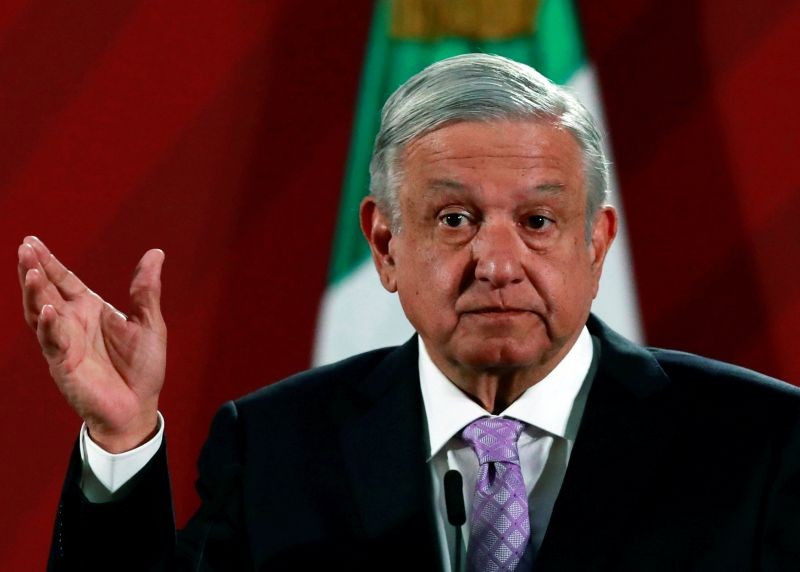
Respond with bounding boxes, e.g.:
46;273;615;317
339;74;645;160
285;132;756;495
18;236;167;453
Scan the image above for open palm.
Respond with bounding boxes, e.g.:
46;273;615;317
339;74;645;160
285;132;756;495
18;236;166;453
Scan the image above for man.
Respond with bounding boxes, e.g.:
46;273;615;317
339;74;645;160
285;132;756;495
19;54;799;571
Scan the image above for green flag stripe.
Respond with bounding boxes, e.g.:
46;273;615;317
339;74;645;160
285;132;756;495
537;0;585;84
328;0;391;284
328;0;587;285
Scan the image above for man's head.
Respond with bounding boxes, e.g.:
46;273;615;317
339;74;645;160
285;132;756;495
361;54;617;389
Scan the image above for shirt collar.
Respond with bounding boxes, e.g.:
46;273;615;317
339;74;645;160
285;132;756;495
418;326;594;460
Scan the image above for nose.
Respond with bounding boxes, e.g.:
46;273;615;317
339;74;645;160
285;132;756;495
472;222;526;288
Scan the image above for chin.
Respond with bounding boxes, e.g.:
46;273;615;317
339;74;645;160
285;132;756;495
452;339;546;371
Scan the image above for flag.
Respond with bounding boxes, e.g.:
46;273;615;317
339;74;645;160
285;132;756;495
314;0;642;365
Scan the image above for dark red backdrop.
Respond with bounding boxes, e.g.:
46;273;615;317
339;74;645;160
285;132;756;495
1;1;797;568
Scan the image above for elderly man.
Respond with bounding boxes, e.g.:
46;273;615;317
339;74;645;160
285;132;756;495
19;54;799;571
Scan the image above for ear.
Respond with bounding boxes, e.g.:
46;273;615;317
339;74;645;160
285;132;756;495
360;196;398;293
588;205;618;296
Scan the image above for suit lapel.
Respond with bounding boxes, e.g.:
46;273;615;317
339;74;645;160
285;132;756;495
535;316;680;571
334;337;438;545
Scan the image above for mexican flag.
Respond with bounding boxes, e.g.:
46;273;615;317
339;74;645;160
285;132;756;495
313;0;642;365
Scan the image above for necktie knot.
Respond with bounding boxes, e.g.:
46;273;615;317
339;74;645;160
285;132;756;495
462;417;525;465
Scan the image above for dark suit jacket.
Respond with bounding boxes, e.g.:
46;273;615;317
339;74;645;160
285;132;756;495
49;316;800;571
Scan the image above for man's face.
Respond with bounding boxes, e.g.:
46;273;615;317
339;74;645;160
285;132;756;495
362;119;616;380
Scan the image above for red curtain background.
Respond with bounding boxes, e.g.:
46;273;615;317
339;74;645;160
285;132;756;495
1;1;797;568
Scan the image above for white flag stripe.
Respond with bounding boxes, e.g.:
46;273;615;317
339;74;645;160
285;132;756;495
313;259;414;365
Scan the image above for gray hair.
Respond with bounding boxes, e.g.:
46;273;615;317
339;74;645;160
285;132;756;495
368;53;609;239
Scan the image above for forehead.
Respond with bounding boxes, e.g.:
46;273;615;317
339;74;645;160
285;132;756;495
399;119;585;199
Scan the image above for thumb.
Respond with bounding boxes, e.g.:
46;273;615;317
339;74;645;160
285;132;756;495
129;249;165;330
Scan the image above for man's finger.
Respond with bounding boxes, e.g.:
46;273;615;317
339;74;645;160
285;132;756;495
129;249;165;330
17;242;33;291
18;242;54;293
99;302;139;367
19;241;66;325
21;266;65;330
37;304;70;360
24;236;88;300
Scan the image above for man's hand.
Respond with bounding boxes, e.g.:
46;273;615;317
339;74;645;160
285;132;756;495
18;236;167;453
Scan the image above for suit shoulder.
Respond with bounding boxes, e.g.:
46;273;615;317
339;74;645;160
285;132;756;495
233;345;397;412
649;347;800;403
215;345;412;462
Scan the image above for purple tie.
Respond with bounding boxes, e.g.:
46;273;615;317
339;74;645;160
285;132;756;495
462;417;530;572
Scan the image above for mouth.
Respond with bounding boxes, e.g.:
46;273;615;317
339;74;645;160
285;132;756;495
463;307;532;316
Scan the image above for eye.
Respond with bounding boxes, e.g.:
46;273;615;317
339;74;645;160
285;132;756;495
526;215;553;230
440;213;470;228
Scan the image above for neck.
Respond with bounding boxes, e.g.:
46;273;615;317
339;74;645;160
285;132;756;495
454;370;539;414
446;362;559;414
423;330;583;414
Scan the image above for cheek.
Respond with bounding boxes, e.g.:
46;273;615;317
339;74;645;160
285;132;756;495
395;250;466;330
561;261;597;314
397;254;457;304
396;235;460;288
534;252;595;308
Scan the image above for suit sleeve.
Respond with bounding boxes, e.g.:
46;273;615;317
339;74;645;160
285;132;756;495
48;435;175;571
48;401;250;572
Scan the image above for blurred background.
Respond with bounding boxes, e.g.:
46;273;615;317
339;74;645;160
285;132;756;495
1;0;798;568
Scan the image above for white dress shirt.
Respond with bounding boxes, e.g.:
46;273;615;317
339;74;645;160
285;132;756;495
420;327;594;571
82;328;594;570
79;413;164;502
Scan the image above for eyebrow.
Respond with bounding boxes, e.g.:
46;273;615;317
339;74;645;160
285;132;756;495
427;178;468;191
534;183;565;194
424;179;565;195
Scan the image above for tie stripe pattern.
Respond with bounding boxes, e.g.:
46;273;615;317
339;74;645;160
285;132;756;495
462;417;530;572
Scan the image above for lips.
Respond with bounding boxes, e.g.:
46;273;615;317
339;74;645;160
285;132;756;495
456;297;543;317
463;307;532;315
